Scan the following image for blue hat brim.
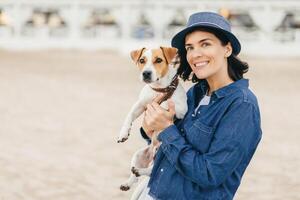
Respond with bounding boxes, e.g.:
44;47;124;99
171;24;241;56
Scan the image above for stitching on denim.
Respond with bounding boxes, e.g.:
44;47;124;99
193;122;213;135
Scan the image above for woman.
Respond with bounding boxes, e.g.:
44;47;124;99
138;11;262;200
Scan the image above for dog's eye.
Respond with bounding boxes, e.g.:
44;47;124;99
155;58;163;63
139;58;145;64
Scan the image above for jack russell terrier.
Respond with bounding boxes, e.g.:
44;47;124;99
118;46;188;191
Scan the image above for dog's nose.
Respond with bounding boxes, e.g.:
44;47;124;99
142;71;152;80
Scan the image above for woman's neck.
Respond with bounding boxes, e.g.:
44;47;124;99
206;75;233;96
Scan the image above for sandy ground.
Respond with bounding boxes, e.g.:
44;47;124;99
0;50;299;200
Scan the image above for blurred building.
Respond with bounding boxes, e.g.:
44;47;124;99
0;0;300;56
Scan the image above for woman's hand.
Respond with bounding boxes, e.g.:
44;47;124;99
144;97;176;134
142;117;155;138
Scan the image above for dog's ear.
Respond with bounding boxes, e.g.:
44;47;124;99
130;48;146;63
160;47;178;64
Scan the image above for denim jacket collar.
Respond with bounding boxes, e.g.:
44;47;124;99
214;79;249;98
196;79;249;99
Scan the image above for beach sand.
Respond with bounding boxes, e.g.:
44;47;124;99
0;50;299;200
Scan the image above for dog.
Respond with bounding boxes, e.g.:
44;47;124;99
118;46;188;191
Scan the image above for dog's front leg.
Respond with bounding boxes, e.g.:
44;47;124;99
118;101;145;143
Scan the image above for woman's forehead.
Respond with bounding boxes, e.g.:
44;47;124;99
185;30;217;44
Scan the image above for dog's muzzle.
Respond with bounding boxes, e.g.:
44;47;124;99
142;71;152;82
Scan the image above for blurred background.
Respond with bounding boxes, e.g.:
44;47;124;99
0;0;300;55
0;0;299;200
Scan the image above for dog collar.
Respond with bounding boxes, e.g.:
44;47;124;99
151;75;179;104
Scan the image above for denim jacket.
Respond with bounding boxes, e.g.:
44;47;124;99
141;79;262;200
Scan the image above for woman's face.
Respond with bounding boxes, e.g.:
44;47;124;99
185;30;232;81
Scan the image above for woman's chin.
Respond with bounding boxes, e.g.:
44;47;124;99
194;72;208;80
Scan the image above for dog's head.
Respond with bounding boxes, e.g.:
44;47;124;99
130;47;178;84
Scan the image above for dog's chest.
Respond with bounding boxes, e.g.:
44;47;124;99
139;84;185;113
139;85;161;105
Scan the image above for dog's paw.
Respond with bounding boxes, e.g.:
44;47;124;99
120;184;130;191
117;127;131;143
131;167;140;177
117;134;130;143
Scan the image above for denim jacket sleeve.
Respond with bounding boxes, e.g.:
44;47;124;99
157;100;262;189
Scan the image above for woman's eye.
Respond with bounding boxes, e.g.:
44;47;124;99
155;58;162;63
185;46;192;51
139;58;145;64
202;43;210;47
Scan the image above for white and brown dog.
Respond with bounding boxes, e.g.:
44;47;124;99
118;46;188;191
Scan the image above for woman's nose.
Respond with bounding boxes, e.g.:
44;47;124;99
190;48;203;58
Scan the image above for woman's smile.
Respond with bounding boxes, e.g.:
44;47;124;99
193;61;209;68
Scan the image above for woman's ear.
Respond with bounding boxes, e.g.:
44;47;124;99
225;43;233;58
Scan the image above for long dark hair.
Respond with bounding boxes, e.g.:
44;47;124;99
177;27;249;83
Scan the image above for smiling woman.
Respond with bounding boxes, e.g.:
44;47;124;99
137;11;262;200
185;30;233;90
182;28;249;95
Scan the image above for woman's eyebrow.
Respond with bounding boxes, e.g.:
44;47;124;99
185;38;212;46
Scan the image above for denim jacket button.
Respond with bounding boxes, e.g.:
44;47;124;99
160;168;164;172
179;128;185;136
192;114;195;117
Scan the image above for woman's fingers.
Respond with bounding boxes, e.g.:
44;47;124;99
145;104;156;124
145;99;165;132
142;117;154;138
151;100;176;118
152;94;164;103
144;98;176;131
151;102;164;114
167;99;176;116
146;103;155;116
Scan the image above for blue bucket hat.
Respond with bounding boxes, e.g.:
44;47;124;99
171;11;241;55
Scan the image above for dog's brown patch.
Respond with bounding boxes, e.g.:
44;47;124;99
160;47;177;64
151;48;169;78
130;48;147;70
